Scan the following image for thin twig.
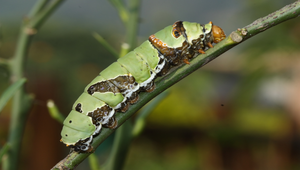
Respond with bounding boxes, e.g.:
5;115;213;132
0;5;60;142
96;0;141;169
27;0;49;18
47;100;65;124
119;43;130;58
132;90;169;137
108;0;129;24
104;121;133;170
92;32;120;59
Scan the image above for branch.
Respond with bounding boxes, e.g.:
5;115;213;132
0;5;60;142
108;0;129;25
3;1;66;170
103;1;141;169
92;32;120;59
131;90;170;137
52;1;300;169
47;100;65;124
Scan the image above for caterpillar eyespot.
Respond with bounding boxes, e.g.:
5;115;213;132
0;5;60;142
60;21;226;152
173;30;181;38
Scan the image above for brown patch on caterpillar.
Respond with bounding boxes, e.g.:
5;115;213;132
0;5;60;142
141;81;156;92
148;21;187;66
87;80;120;95
72;137;94;153
88;106;113;124
108;75;136;92
149;35;178;65
87;75;138;108
128;91;139;104
103;116;118;129
107;75;139;105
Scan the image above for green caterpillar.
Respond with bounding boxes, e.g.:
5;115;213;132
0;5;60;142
60;21;226;152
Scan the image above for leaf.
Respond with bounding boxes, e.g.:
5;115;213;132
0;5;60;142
88;153;101;170
0;143;10;162
132;90;169;137
0;78;26;113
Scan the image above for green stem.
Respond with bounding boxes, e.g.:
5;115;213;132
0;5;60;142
27;0;67;29
132;90;169;137
105;0;141;169
119;43;130;58
51;1;300;169
244;0;300;40
3;1;66;170
47;100;65;124
88;153;101;170
0;143;10;161
108;0;129;24
105;121;133;170
92;32;119;59
125;0;141;50
27;0;49;18
4;22;35;170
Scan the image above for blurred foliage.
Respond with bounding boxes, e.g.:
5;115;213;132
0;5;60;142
0;0;300;169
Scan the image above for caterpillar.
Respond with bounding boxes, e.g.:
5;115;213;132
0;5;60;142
60;21;226;152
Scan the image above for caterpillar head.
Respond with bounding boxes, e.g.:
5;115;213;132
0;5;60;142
211;22;226;43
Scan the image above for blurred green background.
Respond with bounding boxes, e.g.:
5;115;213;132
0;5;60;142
1;0;300;169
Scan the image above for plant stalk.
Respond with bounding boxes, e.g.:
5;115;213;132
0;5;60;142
3;1;66;169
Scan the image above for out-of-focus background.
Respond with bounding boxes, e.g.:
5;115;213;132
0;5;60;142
1;0;300;169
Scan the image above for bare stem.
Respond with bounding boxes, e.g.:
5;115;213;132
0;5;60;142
108;0;129;24
92;32;120;59
104;0;141;170
3;1;66;170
